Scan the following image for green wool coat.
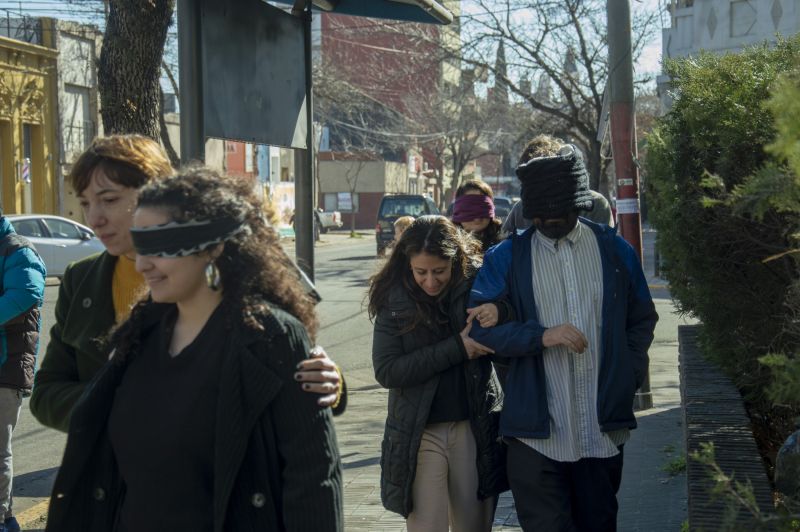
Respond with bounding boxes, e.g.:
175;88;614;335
30;252;118;432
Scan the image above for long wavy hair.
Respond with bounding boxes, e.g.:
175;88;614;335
110;166;318;362
367;215;482;331
454;179;503;251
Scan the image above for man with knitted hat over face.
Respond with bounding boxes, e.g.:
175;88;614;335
467;142;658;531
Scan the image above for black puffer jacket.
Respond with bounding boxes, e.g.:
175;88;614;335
371;274;507;518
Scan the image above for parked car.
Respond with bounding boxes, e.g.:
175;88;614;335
375;194;440;256
315;208;342;233
493;196;514;223
6;215;105;278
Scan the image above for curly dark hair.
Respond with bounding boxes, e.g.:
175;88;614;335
367;215;482;331
453;179;504;252
110;166;318;362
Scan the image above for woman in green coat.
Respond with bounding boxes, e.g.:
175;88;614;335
45;169;342;531
368;215;507;531
30;135;343;432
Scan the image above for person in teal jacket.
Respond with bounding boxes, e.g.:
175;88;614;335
0;210;46;532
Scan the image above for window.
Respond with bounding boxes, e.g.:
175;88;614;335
425;198;440;215
323;192;358;212
44;218;81;239
379;197;427;217
22;124;33;160
11;219;44;238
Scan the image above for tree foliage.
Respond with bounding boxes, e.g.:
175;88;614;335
453;0;659;191
645;38;800;454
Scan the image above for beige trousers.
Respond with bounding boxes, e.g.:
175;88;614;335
406;420;495;532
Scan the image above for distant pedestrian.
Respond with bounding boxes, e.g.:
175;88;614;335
30;135;343;434
369;215;506;531
393;215;415;243
45;168;343;532
450;179;513;384
501;135;614;235
469;142;658;531
451;179;504;253
0;208;46;532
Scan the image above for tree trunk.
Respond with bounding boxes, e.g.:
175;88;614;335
159;87;180;167
99;0;175;137
350;188;357;237
586;138;603;193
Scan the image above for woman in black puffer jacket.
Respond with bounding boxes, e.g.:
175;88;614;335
368;215;506;531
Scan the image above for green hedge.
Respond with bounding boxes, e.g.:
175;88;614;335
646;38;800;419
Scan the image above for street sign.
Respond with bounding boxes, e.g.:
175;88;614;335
201;0;307;148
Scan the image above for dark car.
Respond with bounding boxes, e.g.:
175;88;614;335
375;194;440;256
493;196;514;223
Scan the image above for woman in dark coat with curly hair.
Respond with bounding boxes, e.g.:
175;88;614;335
368;215;506;531
45;168;342;532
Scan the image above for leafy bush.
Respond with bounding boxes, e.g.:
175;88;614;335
646;37;800;467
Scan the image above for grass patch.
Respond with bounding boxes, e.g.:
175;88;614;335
662;454;687;476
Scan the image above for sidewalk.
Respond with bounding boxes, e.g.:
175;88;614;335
335;228;691;531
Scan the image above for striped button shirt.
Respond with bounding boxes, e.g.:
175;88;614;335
519;221;628;462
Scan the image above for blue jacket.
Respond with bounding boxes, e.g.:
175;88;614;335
468;220;658;439
0;216;46;390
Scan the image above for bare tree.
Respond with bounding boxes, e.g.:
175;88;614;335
58;0;179;159
405;80;493;199
396;0;659;192
314;58;405;235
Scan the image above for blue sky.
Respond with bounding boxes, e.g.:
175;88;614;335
1;0;666;85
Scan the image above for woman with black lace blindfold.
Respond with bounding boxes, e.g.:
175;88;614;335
46;168;343;532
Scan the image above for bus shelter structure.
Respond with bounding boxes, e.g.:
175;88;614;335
177;0;453;279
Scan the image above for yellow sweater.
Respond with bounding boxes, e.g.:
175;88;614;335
112;256;146;323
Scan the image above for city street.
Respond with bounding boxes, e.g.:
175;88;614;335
12;230;691;530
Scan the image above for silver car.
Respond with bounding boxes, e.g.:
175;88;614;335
6;215;105;278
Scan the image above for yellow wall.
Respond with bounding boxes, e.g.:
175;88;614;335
0;33;59;215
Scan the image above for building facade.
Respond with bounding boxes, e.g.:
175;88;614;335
0;18;58;215
318;153;408;229
658;0;800;108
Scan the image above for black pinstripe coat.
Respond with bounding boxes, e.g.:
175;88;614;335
44;304;343;532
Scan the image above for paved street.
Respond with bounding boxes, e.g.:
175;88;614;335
13;229;692;530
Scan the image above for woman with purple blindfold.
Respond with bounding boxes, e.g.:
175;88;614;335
450;180;508;330
451;180;504;253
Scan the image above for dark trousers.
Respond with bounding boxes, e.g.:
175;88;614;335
506;438;624;532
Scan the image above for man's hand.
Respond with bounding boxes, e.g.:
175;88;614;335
466;303;499;328
459;321;495;359
294;346;341;407
542;324;588;353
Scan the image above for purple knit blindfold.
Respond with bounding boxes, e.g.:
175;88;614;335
452;194;495;223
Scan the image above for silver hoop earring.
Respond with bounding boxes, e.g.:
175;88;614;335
205;262;221;291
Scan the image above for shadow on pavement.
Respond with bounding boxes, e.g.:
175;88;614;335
13;467;58;498
618;406;687;531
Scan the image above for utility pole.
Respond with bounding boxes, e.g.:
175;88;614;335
607;0;652;410
292;0;315;281
178;0;204;163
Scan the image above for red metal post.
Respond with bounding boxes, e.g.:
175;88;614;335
610;102;643;261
